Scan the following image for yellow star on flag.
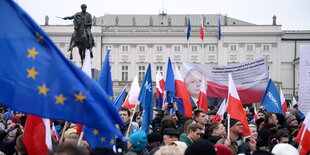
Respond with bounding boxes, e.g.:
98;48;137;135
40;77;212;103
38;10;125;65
27;47;39;59
93;129;99;135
74;91;86;103
55;94;67;104
27;67;39;80
38;84;50;96
100;136;106;142
110;139;114;144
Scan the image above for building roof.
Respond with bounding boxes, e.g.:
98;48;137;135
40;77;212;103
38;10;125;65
96;14;255;27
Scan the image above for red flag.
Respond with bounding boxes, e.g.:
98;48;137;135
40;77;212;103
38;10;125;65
292;96;298;107
51;123;60;142
199;19;204;40
22;114;52;155
156;71;165;109
253;106;258;122
123;75;140;109
226;73;250;136
76;124;83;135
174;65;192;118
279;87;288;115
296;112;310;155
197;78;208;112
212;99;227;123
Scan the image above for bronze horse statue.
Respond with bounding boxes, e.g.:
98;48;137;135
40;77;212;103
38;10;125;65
68;15;93;65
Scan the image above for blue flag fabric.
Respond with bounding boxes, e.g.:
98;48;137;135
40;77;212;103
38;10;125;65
98;49;114;99
114;86;127;110
0;0;124;139
261;79;284;114
186;18;191;40
138;64;153;134
165;57;175;103
83;126;116;149
218;16;221;40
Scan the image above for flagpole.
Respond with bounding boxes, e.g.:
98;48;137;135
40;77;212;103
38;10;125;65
227;114;230;140
59;121;69;143
77;131;84;146
125;101;140;138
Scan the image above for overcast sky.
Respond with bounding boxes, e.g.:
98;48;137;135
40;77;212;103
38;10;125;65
17;0;309;30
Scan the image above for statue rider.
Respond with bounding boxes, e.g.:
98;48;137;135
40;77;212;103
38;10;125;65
63;4;95;52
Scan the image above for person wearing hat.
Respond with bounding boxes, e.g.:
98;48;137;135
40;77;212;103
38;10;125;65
185;139;216;155
285;114;298;134
127;130;148;154
149;128;180;155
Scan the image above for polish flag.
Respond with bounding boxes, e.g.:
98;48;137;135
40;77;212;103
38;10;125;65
292;96;298;107
123;75;140;109
226;73;250;136
22;114;52;155
253;106;258;122
51;123;60;142
296;112;310;155
174;65;192;118
279;87;288;115
156;71;165;110
199;19;204;40
212;99;227;123
197;77;208;112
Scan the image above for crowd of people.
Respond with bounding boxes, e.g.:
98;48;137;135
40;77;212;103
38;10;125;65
0;101;306;155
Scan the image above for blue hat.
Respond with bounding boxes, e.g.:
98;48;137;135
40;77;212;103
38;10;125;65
129;130;147;149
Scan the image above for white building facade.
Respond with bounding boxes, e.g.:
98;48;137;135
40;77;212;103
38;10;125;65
42;14;310;103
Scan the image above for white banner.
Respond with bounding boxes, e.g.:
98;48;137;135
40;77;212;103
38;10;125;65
299;45;310;114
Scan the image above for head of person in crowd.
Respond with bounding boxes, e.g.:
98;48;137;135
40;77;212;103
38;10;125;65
187;123;203;142
64;127;77;139
7;116;21;125
271;143;299;155
89;146;117;155
193;108;207;128
271;129;290;145
248;123;258;140
15;135;27;155
275;113;286;127
214;144;233;155
13;111;24;118
184;69;205;101
183;119;195;135
264;112;278;127
185;139;216;155
147;132;162;151
257;110;265;119
226;118;243;140
207;122;226;137
168;141;188;154
64;133;79;144
162;128;180;145
154;145;183;155
160;116;177;134
128;130;148;153
207;110;217;122
48;143;87;155
255;118;264;130
285;114;298;130
119;107;131;123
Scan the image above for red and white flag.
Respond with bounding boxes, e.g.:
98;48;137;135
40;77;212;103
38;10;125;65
253;106;258;122
199;19;204;40
212;99;227;123
123;75;140;109
51;123;60;142
197;77;208;112
226;73;250;136
156;71;165;109
292;96;298;107
174;65;192;118
22;114;52;155
296;112;310;155
279;87;288;115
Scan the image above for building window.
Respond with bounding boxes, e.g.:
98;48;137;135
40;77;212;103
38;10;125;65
229;44;238;51
121;66;128;81
246;44;254;51
122;46;129;52
191;46;198;52
139;46;145;52
156;66;163;75
156;46;163;52
138;66;146;81
174;45;181;52
262;44;271;51
208;45;216;52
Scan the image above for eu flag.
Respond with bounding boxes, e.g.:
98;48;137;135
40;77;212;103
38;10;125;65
218;16;221;40
186;18;191;40
165;57;175;103
0;0;124;139
98;48;114;99
83;126;116;148
261;79;284;114
138;64;153;134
